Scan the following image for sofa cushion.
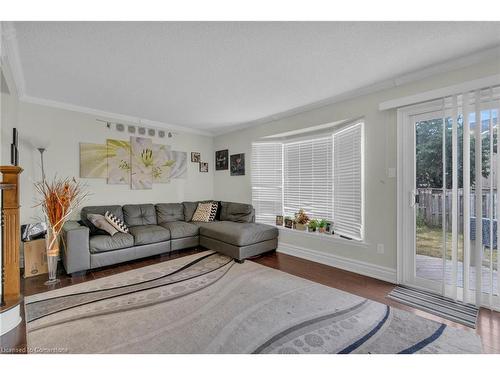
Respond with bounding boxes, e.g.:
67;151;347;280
128;225;171;246
89;232;134;254
81;205;124;235
182;201;199;222
156;203;185;223
220;202;254;223
123;204;157;227
197;221;278;247
159;221;199;239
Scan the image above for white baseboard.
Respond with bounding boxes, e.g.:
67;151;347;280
277;242;397;284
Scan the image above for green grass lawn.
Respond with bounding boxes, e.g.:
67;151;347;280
416;225;497;269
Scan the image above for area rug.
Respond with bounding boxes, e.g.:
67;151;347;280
25;251;482;354
387;285;479;328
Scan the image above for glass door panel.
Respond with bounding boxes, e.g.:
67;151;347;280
415;116;446;286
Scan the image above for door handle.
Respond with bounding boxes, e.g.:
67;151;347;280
409;190;419;208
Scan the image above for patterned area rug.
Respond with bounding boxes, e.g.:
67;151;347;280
25;251;482;353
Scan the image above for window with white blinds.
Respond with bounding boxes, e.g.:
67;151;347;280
333;123;364;240
251;142;283;225
251;121;364;241
283;136;333;220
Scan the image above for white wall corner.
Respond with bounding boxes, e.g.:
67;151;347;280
0;21;25;99
277;242;397;284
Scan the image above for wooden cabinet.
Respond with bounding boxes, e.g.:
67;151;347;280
1;166;23;302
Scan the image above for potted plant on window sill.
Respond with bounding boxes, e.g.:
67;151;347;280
308;219;318;232
318;219;328;233
294;209;309;231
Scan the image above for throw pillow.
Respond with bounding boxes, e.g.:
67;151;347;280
87;213;118;236
105;211;129;233
191;202;218;222
200;200;222;221
80;219;107;236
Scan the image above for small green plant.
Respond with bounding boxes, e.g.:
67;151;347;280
308;219;318;232
318;219;328;233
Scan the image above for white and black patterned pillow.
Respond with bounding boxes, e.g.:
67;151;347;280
191;202;218;222
104;211;129;233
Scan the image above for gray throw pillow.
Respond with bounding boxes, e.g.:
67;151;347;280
87;213;118;236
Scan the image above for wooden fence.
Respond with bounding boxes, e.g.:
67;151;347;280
417;188;497;230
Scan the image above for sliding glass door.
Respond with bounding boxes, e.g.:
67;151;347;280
400;89;499;310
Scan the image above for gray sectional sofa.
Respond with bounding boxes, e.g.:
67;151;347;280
61;201;279;275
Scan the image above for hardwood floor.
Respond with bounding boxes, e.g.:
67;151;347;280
2;248;499;354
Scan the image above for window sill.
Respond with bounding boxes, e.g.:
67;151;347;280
277;226;369;248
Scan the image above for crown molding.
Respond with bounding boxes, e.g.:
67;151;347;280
212;45;500;136
20;95;214;137
0;21;25;98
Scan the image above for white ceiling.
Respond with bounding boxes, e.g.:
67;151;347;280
10;21;500;134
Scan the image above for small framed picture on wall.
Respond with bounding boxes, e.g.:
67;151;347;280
191;152;201;162
230;153;245;176
215;149;229;170
199;162;208;172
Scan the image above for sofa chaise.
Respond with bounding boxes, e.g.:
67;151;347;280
61;201;278;275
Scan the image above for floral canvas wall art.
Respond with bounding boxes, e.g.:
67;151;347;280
107;139;131;184
79;138;188;187
79;143;107;178
168;150;188;179
130;136;153;189
152;144;175;183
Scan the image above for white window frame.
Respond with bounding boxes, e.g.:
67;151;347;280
332;121;365;241
251;119;365;242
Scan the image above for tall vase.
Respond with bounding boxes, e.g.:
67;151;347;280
45;226;60;285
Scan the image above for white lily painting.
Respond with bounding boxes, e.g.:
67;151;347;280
107;139;131;184
152;144;175;183
168;150;188;179
131;136;153;189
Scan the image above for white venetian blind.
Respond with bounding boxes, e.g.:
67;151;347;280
283;136;333;220
251;142;283;225
333;122;364;240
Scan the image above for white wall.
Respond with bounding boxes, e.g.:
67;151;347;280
213;58;500;272
1;101;215;224
1;89;19;161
